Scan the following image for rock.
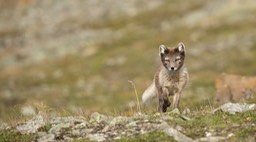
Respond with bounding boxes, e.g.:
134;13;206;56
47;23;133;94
20;105;36;116
74;121;88;129
227;133;235;138
198;136;227;142
49;123;71;138
71;129;80;137
101;125;110;132
109;116;131;126
159;122;194;142
127;121;137;128
231;123;240;128
16;114;46;134
205;132;212;137
37;133;55;142
89;112;110;124
212;102;256;114
50;116;86;125
182;108;191;114
180;115;191;121
153;112;161;117
175;125;185;132
87;133;106;142
63;135;73;141
171;108;181;114
161;115;174;121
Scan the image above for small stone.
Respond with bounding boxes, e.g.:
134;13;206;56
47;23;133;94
72;129;80;136
121;131;126;135
87;133;106;142
109;116;130;126
182;108;191;114
114;136;121;140
159;121;194;142
127;121;137;127
175;125;185;132
102;125;109;132
134;113;147;118
89;112;109;124
84;128;93;133
180;115;191;121
20;106;36;116
205;132;212;137
16;114;46;134
171;108;181;114
199;136;227;142
161;115;174;121
232;123;240;128
153;113;161;117
37;132;47;137
212;103;256;114
75;122;88;129
63;135;73;141
49;123;70;136
37;133;55;142
227;133;235;138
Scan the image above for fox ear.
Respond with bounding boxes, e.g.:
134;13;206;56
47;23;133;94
159;44;168;56
177;42;185;53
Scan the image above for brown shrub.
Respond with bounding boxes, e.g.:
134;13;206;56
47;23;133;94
215;73;256;104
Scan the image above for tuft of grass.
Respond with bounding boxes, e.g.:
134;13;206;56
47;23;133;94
128;80;141;114
0;129;36;142
37;124;53;132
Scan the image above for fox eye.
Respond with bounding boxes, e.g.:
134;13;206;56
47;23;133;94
165;59;170;62
175;57;181;62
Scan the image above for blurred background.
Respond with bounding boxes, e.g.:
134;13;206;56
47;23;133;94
0;0;256;121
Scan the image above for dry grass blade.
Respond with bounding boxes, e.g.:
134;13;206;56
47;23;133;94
128;80;141;114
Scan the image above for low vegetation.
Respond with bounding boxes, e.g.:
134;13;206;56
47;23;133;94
0;104;255;141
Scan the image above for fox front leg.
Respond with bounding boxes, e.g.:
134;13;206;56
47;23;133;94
157;87;164;112
158;88;170;112
172;92;180;109
163;87;171;111
172;73;188;109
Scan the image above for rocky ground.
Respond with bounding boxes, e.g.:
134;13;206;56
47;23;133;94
0;103;255;142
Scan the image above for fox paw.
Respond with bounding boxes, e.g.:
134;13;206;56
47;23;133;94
164;99;171;107
162;101;171;112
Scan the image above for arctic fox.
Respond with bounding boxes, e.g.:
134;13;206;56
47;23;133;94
142;42;189;112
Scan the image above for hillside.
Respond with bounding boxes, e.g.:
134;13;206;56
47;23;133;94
0;0;256;141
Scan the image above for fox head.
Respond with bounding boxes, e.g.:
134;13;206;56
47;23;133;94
159;42;185;72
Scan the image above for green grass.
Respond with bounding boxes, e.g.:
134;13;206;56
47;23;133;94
164;110;256;140
0;129;36;142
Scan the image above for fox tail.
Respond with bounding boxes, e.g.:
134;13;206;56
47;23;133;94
142;83;158;106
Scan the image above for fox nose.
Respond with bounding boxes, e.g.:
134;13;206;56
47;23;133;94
170;67;175;70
